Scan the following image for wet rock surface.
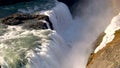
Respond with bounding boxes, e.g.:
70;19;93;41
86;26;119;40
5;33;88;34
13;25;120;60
23;20;48;30
87;30;120;68
0;13;54;30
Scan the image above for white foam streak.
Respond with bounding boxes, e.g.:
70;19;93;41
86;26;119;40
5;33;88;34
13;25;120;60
94;13;120;53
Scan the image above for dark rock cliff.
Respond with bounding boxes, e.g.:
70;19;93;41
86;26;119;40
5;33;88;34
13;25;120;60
58;0;88;9
58;0;79;7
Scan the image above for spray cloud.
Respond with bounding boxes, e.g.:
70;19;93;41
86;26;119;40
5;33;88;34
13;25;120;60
61;0;117;68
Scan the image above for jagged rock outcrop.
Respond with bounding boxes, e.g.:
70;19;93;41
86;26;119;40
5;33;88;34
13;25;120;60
87;30;120;68
87;13;120;68
0;13;54;30
0;0;33;6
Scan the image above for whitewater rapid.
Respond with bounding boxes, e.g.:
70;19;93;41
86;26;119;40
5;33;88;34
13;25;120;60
0;0;116;68
0;26;69;68
0;2;71;68
37;2;73;36
94;13;120;53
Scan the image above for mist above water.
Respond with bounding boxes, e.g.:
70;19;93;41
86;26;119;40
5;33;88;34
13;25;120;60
61;0;117;68
0;0;118;68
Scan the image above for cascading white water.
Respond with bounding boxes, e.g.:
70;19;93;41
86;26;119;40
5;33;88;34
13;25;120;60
18;2;73;36
94;13;120;53
0;0;117;68
0;1;72;68
38;2;73;36
0;25;69;68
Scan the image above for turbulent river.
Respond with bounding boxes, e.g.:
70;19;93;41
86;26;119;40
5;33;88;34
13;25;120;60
0;0;118;68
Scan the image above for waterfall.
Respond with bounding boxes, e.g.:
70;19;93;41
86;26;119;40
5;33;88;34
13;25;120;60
0;1;72;68
0;0;116;68
18;1;73;36
0;26;69;68
38;2;73;36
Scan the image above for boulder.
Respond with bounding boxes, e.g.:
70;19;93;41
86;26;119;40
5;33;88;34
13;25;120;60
1;13;54;30
1;13;38;25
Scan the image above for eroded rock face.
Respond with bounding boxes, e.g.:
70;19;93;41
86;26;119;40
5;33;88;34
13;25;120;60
0;13;54;30
87;30;120;68
0;0;33;6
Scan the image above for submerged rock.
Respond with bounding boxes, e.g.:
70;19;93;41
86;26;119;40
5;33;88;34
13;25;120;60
1;13;54;30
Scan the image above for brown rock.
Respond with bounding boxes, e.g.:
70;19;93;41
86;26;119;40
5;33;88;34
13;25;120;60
87;30;120;68
37;15;54;30
1;13;54;30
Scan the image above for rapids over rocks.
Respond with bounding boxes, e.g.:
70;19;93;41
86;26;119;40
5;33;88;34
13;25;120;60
0;1;72;68
0;0;120;68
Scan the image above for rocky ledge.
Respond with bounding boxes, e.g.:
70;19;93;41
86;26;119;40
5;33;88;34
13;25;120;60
0;13;53;30
87;30;120;68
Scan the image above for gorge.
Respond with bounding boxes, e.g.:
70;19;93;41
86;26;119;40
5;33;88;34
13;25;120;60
0;0;120;68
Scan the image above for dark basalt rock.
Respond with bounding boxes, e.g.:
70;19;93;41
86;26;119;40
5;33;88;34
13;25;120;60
1;13;54;30
58;0;88;15
0;0;33;6
58;0;79;7
1;13;37;25
58;0;87;8
37;15;54;30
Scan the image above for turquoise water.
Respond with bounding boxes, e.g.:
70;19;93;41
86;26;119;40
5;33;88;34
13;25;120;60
0;0;56;18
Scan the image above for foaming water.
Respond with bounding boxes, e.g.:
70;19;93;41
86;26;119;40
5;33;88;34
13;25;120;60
0;2;71;68
0;0;118;68
37;2;73;36
18;2;73;36
0;25;69;68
